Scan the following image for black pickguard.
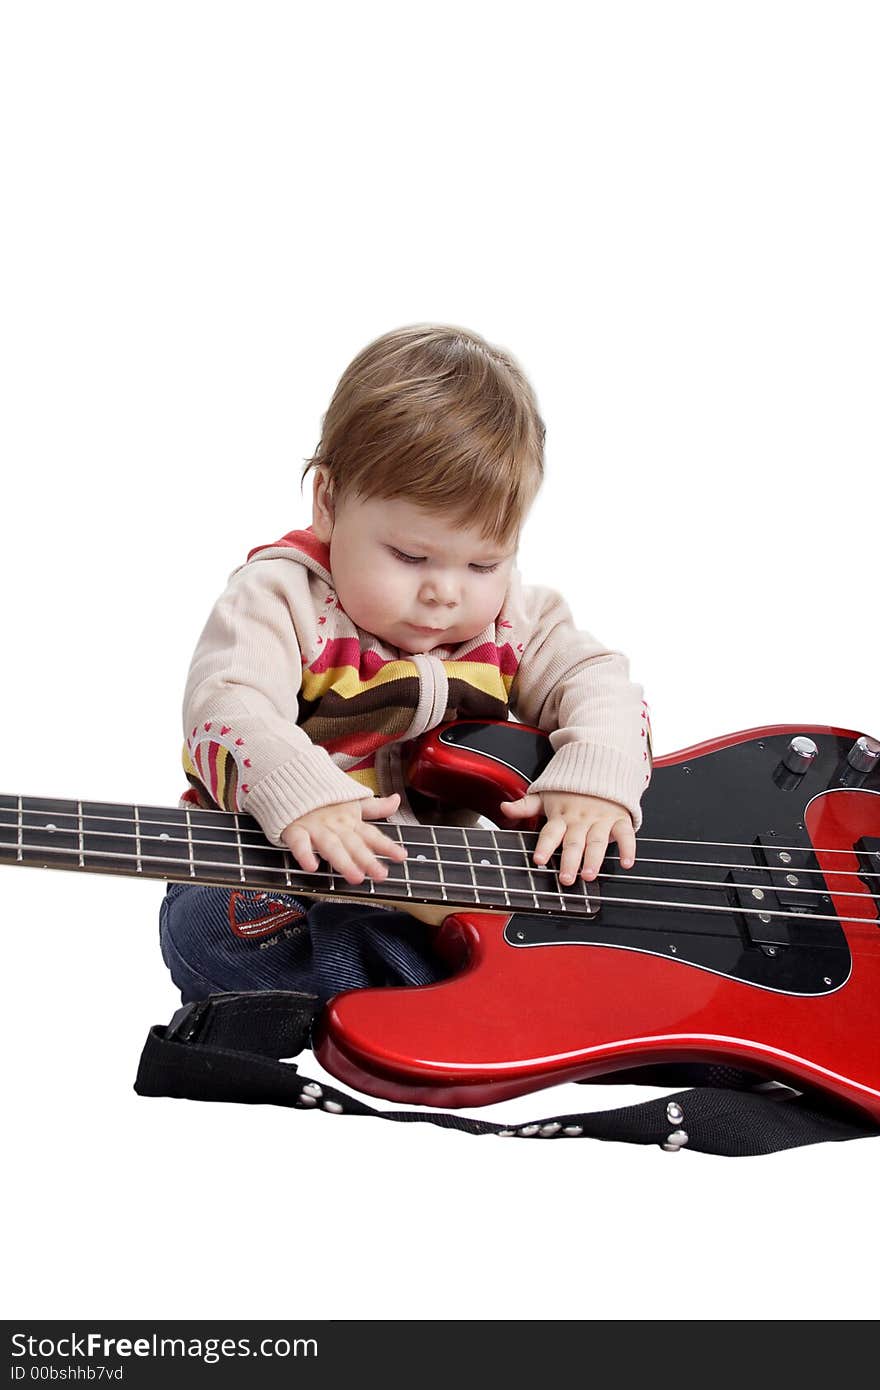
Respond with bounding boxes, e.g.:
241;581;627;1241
440;723;878;996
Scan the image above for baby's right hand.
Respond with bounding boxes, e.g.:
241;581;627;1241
280;793;408;885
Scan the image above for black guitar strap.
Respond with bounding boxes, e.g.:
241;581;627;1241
134;991;880;1156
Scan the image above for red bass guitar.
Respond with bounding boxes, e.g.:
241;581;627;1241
2;720;879;1120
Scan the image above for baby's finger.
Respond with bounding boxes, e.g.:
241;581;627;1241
580;826;611;881
342;833;391;882
499;793;543;820
360;793;401;821
559;828;589;886
532;816;566;868
308;827;369;885
285;827;319;873
614;817;637;869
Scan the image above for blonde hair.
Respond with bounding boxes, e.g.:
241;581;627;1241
301;324;545;544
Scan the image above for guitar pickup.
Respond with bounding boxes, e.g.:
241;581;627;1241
751;836;824;911
728;867;790;948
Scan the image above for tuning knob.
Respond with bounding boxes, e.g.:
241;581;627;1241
847;736;880;774
783;736;819;774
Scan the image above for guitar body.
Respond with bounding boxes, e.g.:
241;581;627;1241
315;722;880;1118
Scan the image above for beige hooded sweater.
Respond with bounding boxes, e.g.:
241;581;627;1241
180;527;653;844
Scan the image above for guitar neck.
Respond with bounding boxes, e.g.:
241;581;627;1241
0;793;598;919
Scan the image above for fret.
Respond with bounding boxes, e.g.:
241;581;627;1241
402;825;443;899
380;823;413;901
0;796;20;862
17;794;23;863
364;871;376;899
538;833;571;913
233;813;246;883
137;805;197;878
517;831;541;911
576;878;598;913
494;822;522;911
461;828;480;903
398;825;414;899
133;804;142;873
428;825;448;902
282;846;292;890
464;826;516;911
429;826;479;906
184;808;196;878
77;801;85;869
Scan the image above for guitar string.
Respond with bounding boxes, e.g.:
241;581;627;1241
1;813;877;889
2;818;879;895
5;823;879;898
1;806;878;872
5;836;878;928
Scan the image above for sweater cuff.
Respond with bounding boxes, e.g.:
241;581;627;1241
244;746;373;846
527;743;650;833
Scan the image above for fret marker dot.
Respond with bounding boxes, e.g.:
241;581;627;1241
159;833;170;841
480;858;492;866
46;824;56;833
416;853;427;861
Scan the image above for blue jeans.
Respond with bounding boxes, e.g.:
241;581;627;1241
159;882;448;1005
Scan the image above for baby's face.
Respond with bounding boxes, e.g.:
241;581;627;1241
312;476;517;653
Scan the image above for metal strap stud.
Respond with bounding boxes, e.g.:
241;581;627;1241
660;1128;689;1151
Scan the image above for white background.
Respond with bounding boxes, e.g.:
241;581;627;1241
1;1;877;1322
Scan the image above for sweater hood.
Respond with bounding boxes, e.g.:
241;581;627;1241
245;526;333;586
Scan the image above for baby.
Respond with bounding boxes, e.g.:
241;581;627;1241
159;324;652;1004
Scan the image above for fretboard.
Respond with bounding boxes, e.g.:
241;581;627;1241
0;794;599;918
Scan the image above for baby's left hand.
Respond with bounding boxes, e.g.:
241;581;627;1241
499;790;635;885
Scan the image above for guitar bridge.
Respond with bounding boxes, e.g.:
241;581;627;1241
727;867;791;949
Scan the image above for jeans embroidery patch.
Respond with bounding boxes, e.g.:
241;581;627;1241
228;890;307;940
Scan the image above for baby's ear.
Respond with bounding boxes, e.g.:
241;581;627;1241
311;467;335;541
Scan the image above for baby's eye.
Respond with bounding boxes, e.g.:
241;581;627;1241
470;563;500;574
390;548;425;565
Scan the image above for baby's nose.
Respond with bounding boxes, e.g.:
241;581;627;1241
421;575;458;606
